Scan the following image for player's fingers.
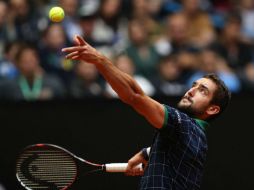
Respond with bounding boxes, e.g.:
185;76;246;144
125;170;137;176
126;163;143;176
132;171;144;176
125;165;134;176
74;35;80;46
62;46;85;53
126;169;143;176
76;35;87;45
71;55;81;60
65;51;81;59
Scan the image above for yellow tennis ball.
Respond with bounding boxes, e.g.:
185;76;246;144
49;7;65;22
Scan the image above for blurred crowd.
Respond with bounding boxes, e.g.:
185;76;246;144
0;0;253;102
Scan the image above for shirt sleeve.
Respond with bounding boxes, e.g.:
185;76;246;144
159;104;193;139
162;104;185;128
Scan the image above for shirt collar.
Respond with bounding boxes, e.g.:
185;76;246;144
194;118;209;131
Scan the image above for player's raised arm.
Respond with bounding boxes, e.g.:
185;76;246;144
62;35;164;129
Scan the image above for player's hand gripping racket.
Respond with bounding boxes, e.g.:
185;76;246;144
16;144;143;190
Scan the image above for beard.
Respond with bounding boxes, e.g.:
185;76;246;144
177;101;195;117
177;97;203;117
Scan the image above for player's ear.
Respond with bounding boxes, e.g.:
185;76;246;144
206;105;220;116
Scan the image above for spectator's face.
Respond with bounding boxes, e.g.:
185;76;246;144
10;0;29;17
199;50;217;72
132;0;148;17
115;55;135;76
45;24;66;50
101;0;121;19
182;0;200;13
129;21;147;45
76;61;98;82
224;21;241;40
177;52;197;70
159;59;180;81
147;0;162;16
5;43;20;62
60;0;78;16
132;0;147;10
80;19;95;37
241;0;254;9
178;78;217;118
167;15;188;43
17;48;39;76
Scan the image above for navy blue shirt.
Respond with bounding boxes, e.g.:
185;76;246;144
140;105;208;190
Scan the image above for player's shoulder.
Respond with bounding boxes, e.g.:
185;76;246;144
163;104;195;127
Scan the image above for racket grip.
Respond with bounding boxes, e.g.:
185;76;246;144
105;163;143;173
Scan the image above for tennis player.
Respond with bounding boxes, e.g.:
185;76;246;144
62;35;231;190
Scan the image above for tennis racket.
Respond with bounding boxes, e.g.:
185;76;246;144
16;143;142;190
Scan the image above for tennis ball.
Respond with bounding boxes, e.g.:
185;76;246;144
49;7;65;22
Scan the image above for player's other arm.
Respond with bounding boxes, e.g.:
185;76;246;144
62;35;165;129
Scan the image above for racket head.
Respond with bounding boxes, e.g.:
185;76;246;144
16;144;78;190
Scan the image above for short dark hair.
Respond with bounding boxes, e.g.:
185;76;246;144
15;43;38;63
203;73;231;120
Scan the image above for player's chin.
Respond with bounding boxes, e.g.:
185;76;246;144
178;100;191;108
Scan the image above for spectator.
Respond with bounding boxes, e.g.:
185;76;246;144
39;23;74;86
212;13;251;69
239;0;254;42
146;0;164;19
0;41;20;80
131;0;147;19
105;54;155;98
151;54;187;96
131;0;164;43
91;0;128;57
176;49;199;82
7;0;43;44
240;62;254;93
125;19;160;78
0;0;10;58
60;0;83;42
0;44;66;101
0;0;253;101
155;13;191;56
211;12;254;93
178;0;216;48
78;1;100;47
69;61;104;98
188;48;241;93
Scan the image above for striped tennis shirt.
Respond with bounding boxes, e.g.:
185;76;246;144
140;105;209;190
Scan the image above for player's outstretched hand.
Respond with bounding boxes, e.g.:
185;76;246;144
62;35;104;65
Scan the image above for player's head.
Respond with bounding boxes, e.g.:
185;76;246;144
177;73;231;121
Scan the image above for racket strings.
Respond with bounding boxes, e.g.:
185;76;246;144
16;149;77;190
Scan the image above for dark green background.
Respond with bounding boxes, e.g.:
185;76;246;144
0;95;253;190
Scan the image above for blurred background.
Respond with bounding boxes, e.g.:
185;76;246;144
0;0;253;189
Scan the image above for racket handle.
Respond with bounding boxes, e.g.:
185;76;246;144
105;163;143;173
